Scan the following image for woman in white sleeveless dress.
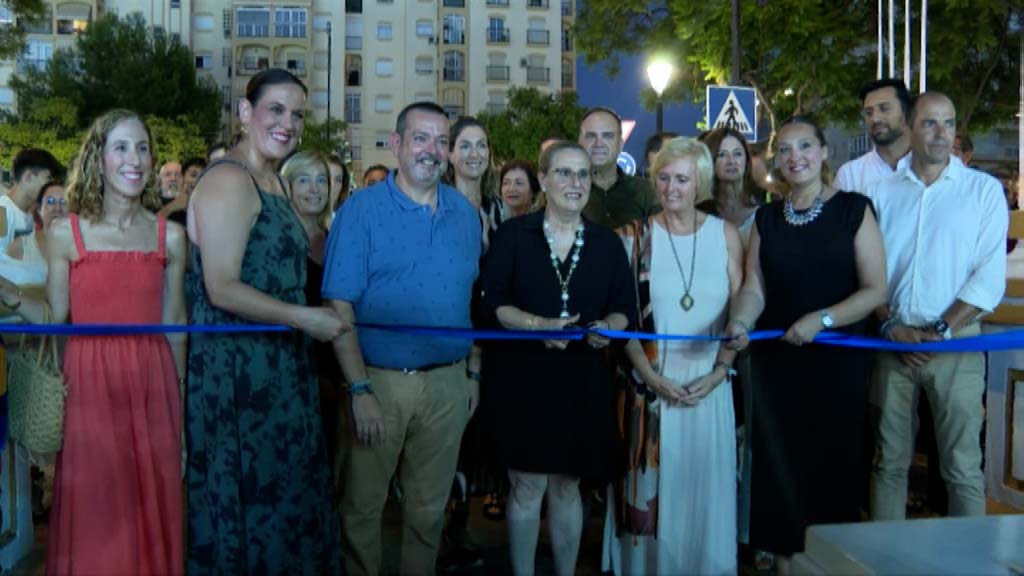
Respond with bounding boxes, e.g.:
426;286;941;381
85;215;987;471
604;137;744;575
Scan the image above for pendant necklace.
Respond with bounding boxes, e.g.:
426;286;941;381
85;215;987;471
543;219;585;319
666;212;698;311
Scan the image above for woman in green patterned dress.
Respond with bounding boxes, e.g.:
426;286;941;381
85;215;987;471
185;68;347;574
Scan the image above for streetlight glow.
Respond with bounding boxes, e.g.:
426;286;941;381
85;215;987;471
646;60;674;97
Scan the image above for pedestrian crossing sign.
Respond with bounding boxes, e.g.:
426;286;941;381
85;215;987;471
706;86;758;142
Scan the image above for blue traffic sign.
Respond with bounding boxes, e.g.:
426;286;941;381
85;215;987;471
617;152;637;176
706;86;758;142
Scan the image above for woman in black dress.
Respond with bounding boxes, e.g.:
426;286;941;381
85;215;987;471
481;140;635;576
725;115;887;568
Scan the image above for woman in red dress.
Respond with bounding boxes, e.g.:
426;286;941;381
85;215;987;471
43;109;187;575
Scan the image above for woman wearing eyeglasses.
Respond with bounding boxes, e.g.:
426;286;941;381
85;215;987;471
481;140;636;576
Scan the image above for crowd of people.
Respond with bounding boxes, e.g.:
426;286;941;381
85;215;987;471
0;68;1014;575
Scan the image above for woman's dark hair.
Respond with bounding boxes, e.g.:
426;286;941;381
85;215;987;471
499;160;541;201
699;127;761;207
245;68;308;106
443;116;496;201
326;153;350;212
182;157;207;175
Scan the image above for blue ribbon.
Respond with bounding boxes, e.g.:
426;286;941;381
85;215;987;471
0;322;1023;353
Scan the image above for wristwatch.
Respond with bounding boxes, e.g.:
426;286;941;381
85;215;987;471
346;378;374;396
932;319;953;340
820;310;835;329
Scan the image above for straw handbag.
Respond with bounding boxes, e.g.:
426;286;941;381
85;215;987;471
7;305;66;455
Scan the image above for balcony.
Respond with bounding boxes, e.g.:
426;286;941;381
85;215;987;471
345;35;362;50
562;69;573;89
487;0;510;5
443;32;464;45
486;65;509;82
238;57;270;75
486;28;509;44
443;0;465;6
527;0;549;8
19;18;52;35
443;68;464;82
487;102;507;114
526;29;549;45
526;66;549;83
561;0;572;16
562;33;572;51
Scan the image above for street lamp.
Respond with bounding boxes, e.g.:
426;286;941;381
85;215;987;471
646;60;673;133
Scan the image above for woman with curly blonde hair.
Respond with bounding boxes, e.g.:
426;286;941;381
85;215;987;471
43;108;188;574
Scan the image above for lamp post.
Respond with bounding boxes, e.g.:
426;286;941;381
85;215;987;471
646;60;673;133
326;20;333;148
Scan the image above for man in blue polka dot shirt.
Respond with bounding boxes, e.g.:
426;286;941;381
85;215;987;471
323;101;482;575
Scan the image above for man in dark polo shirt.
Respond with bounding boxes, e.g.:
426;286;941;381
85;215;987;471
578;106;660;229
323;101;482;575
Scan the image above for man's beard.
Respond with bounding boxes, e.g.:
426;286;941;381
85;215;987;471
872;126;904;146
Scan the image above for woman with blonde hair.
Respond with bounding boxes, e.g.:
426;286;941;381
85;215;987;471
603;137;743;575
19;109;187;574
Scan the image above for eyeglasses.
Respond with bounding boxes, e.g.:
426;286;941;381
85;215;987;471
551;167;592;183
44;197;66;206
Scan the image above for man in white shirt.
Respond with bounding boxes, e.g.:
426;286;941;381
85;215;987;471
866;92;1007;520
1;149;59;262
835;78;913;193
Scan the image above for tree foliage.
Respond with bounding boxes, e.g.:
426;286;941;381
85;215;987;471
0;0;45;60
576;0;1021;138
10;13;222;137
299;117;349;159
477;87;586;164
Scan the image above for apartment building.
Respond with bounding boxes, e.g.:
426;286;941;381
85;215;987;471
0;0;577;174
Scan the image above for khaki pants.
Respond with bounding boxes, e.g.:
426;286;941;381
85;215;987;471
871;325;986;520
339;361;472;576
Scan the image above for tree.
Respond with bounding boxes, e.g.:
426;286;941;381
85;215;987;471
477;87;587;164
0;0;45;60
11;13;222;137
299;117;349;159
0;98;83;169
575;0;1020;140
146;116;210;163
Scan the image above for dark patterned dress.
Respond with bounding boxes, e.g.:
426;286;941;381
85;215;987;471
185;161;340;574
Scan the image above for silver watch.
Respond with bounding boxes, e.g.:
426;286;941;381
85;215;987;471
820;310;835;329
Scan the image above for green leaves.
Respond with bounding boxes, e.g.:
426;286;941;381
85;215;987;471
299;117;350;159
477;87;586;164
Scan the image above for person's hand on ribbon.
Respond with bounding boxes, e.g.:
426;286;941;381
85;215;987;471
296;306;350;342
887;324;939;368
352;392;386;447
538;313;580;350
586;319;611;349
782;312;824;347
724;320;750;351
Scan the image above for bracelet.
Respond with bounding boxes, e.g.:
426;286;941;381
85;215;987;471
713;361;737;379
346;378;373;395
526;315;536;330
466;369;482;383
879;316;898;338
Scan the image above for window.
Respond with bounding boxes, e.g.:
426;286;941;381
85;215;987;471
442;14;464;44
311;90;328;109
194;15;215;31
345;93;361;123
487;17;507;42
237;8;270;37
0;89;14;106
346;0;362;13
375;132;391;149
376;22;392;40
375;59;393;77
0;5;12;24
195;54;213;69
346;54;362;86
275;8;307;38
171;0;181;8
21;40;53;70
415;20;433;37
375;95;393;113
415;56;433;75
443;51;464;82
284;56;306;75
56;4;90;35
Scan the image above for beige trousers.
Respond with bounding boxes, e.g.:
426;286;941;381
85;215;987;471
339;361;472;576
871;325;986;520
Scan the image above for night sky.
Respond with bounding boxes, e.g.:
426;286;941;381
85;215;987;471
577;53;704;172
